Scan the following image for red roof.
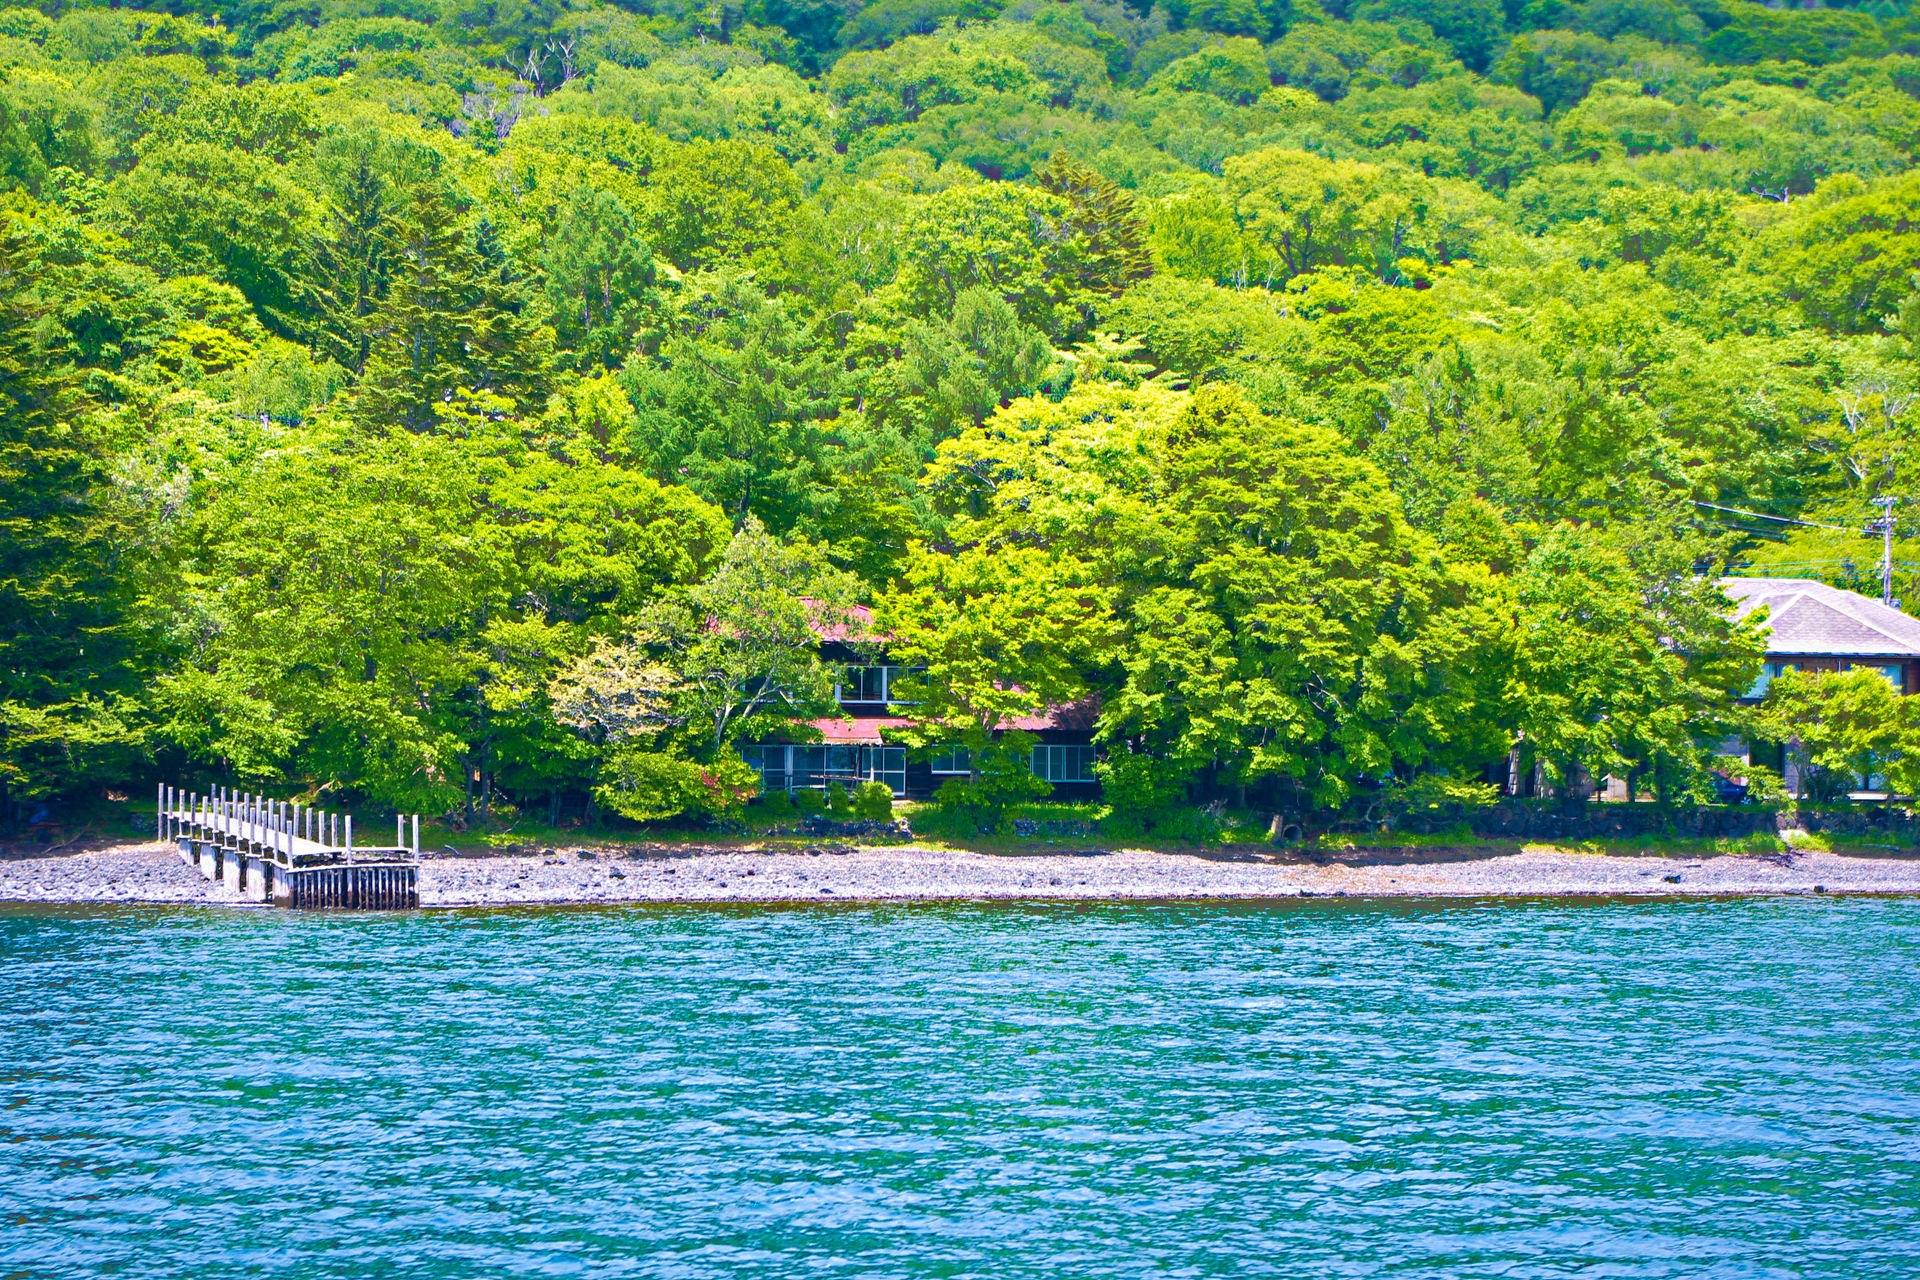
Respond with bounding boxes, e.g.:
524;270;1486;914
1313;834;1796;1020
809;601;878;643
805;697;1097;743
815;716;914;744
1002;697;1100;732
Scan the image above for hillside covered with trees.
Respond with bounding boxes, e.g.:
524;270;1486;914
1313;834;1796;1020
4;0;1920;832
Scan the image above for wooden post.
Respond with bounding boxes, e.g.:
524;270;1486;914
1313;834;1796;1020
412;814;419;857
345;815;353;856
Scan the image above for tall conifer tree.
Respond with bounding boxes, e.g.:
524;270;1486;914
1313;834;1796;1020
357;187;553;433
0;223;143;825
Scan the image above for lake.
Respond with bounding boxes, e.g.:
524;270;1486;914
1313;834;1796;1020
2;897;1917;1278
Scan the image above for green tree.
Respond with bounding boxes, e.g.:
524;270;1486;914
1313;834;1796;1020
114;138;311;326
296;148;398;376
559;518;861;759
892;182;1096;340
619;268;844;532
356;186;555;432
0;223;146;824
1034;151;1155;295
540;183;656;367
1761;173;1920;334
867;284;1056;450
924;380;1518;810
1764;666;1920;802
155;427;501;812
1511;525;1765;805
647;137;802;270
1357;0;1507;71
874;543;1112;829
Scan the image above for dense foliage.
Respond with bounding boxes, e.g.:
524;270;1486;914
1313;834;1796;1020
5;0;1917;828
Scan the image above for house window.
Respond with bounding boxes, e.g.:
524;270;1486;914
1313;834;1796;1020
889;666;925;704
1747;661;1798;699
1867;663;1905;691
1031;745;1098;783
834;666;927;705
869;747;906;795
739;744;907;796
837;666;890;703
930;746;971;775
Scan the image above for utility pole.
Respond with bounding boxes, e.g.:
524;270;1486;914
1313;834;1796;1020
1868;495;1898;607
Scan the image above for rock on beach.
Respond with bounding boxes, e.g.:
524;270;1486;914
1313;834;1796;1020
4;841;1920;907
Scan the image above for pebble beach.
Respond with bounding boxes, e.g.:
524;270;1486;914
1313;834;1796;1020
4;839;1920;907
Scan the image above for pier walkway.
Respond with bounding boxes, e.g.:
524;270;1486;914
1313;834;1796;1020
158;784;421;909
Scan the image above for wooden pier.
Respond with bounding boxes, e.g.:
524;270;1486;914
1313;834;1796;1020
158;784;421;909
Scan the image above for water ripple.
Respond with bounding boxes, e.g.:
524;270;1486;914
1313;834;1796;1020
1;898;1917;1278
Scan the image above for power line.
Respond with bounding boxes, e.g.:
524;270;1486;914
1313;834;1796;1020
1699;521;1793;542
1692;500;1851;531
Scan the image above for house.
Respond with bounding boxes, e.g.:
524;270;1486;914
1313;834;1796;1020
1720;577;1920;796
736;605;1102;801
1722;578;1920;698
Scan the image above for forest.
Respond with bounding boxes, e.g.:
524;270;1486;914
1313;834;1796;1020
4;0;1920;834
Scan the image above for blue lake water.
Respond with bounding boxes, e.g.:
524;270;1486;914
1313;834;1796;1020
2;897;1918;1279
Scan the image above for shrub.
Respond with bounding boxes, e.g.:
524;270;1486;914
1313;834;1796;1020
792;787;826;814
1348;774;1504;830
1154;805;1227;843
1097;750;1190;815
825;780;852;816
757;788;795;820
594;748;759;822
933;738;1051;833
852;780;894;820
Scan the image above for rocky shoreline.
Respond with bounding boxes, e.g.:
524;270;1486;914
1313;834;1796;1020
3;840;1920;907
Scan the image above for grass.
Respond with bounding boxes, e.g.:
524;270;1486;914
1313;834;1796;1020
1314;823;1483;851
127;794;1914;863
1536;831;1793;858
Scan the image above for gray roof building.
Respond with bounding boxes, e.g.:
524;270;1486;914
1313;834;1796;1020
1720;578;1920;659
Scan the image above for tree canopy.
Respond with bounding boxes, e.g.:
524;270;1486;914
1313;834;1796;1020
9;0;1920;828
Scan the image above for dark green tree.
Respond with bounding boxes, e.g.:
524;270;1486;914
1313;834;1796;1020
0;224;146;826
356;186;555;433
1035;152;1156;297
619;268;845;533
296;151;397;377
541;184;656;369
